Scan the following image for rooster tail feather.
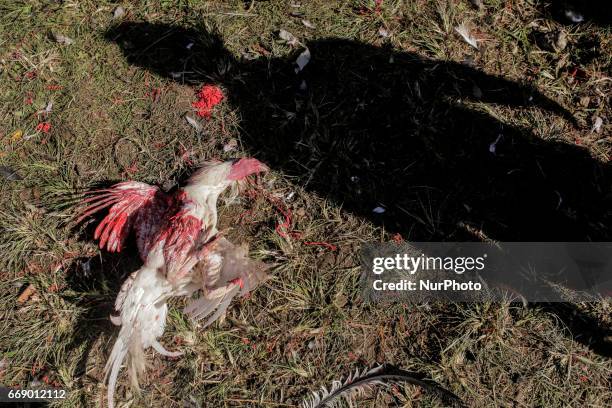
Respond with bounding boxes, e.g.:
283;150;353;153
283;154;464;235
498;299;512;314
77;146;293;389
104;264;172;408
104;335;128;408
301;365;465;408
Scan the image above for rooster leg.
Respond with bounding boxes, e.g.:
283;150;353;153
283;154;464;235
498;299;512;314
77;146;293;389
152;340;183;357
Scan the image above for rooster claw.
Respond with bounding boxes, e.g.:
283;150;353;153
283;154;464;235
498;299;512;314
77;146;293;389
153;340;183;357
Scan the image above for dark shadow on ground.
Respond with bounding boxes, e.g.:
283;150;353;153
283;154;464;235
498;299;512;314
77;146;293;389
62;250;140;405
537;302;612;357
104;22;611;243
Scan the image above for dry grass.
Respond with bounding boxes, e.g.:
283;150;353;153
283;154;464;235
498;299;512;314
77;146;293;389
0;0;611;407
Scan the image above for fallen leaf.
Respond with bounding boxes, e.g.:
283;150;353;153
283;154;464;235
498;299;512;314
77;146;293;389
17;284;36;304
579;96;590;107
10;129;23;141
455;23;479;49
295;48;311;73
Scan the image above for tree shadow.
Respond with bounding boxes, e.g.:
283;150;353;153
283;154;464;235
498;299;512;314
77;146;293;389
100;22;611;355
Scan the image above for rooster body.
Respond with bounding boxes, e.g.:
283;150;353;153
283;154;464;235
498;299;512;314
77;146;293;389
77;158;268;407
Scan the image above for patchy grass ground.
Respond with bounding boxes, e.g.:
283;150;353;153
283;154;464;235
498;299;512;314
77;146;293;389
0;0;611;407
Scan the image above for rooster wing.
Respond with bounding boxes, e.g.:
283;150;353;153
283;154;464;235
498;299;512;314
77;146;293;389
184;237;269;327
77;181;171;258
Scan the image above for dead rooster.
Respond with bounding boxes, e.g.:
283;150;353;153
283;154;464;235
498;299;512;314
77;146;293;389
76;158;269;408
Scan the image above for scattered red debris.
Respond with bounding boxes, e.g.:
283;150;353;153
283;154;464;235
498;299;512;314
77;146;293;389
392;233;403;243
192;84;224;118
243;180;338;252
46;84;62;91
145;87;162;101
303;241;338;251
35;122;51;133
24;97;33;105
47;283;61;293
357;0;383;15
24;71;37;80
266;338;278;353
568;66;588;82
375;0;383;13
237;209;255;224
123;161;138;176
179;145;194;165
30;362;43;376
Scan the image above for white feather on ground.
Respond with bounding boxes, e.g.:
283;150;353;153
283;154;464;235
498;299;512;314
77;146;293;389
454;23;479;49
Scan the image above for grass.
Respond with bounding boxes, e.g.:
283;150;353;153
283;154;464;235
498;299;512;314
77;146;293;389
1;0;611;407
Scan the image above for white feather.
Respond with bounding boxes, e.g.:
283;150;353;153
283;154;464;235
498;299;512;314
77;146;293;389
104;251;183;408
454;23;479;49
